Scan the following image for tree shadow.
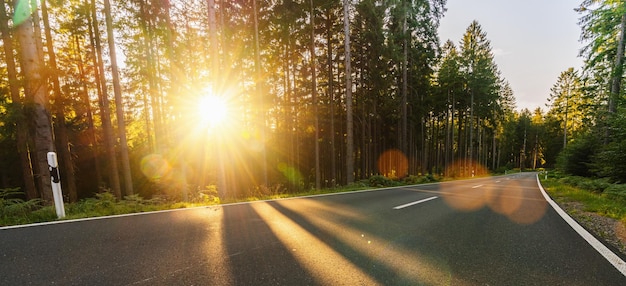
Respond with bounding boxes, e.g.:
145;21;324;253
221;204;319;285
264;200;444;285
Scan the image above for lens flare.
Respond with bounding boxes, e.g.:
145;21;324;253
278;162;302;184
140;154;171;180
197;95;228;127
377;149;409;179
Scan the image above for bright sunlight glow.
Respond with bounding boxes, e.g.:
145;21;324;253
198;95;228;127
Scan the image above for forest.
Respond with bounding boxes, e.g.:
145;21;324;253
0;0;624;204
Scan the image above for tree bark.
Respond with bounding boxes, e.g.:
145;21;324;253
326;7;336;186
89;0;121;197
253;0;268;187
401;0;408;155
0;0;37;200
41;0;78;202
310;0;320;189
74;34;103;186
15;4;54;202
343;0;354;184
103;0;133;196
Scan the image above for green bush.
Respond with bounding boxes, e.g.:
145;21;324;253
403;174;438;185
558;176;611;193
558;176;586;187
591;109;626;182
248;184;286;199
592;140;626;183
604;184;626;201
0;188;52;226
368;175;400;187
579;178;611;193
556;134;598;177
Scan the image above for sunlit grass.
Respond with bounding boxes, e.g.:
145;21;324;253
540;176;626;222
2;173;475;227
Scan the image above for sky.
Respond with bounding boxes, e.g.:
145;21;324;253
437;0;584;111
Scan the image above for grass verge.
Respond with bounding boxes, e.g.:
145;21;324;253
540;174;626;223
1;174;443;227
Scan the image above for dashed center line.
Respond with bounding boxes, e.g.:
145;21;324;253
471;184;484;189
393;196;439;210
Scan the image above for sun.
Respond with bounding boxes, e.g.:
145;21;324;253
197;95;228;127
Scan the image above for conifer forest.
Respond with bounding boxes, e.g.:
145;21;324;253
1;0;625;203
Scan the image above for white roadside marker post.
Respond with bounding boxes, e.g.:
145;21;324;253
47;152;66;218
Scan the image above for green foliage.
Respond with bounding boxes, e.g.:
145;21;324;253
604;184;626;201
577;1;624;72
403;174;438;185
0;188;53;226
368;175;400;187
64;191;175;218
591;109;626;182
558;176;611;193
546;68;591;141
558;176;586;188
542;177;626;220
556;134;598;177
592;139;626;182
579;178;612;193
247;184;286;200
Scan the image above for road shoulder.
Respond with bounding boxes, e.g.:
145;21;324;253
537;175;626;275
558;200;626;255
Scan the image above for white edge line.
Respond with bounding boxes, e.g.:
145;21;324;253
393;196;439;210
536;174;626;276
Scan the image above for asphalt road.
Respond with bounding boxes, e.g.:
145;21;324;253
2;173;626;285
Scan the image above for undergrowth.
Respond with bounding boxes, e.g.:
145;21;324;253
1;174;440;227
540;172;626;222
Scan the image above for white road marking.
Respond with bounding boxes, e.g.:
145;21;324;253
495;180;501;183
536;175;626;276
471;184;483;189
393;196;439;210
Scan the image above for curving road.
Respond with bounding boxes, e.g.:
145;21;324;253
2;173;626;285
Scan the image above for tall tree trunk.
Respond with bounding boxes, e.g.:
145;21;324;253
89;0;121;197
103;0;133;196
400;0;408;154
139;0;160;153
15;3;54;202
310;0;320;189
252;0;268;187
610;10;626;115
326;7;336;186
74;34;102;186
207;0;227;197
469;88;474;173
0;0;37;200
563;87;570;149
449;92;456;175
342;0;354;184
41;0;78;202
492;129;497;170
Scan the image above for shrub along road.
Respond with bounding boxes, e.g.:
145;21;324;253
1;173;625;285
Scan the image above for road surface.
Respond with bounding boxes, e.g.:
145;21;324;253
2;172;626;285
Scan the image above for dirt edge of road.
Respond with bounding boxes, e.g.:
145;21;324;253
559;201;626;256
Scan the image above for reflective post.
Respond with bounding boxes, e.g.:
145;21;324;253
47;152;66;218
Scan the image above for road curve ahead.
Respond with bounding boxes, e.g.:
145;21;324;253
2;173;626;285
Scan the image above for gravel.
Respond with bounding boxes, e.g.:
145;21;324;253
558;201;626;256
